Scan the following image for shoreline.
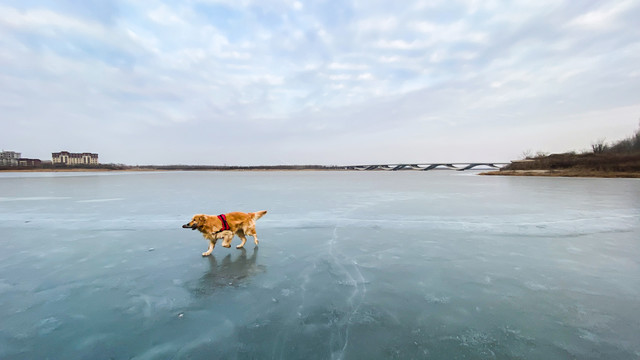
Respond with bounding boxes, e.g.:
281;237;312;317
3;167;640;178
480;169;640;178
0;167;348;173
0;168;156;173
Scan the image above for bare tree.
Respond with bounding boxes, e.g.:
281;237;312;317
591;138;608;154
521;149;534;159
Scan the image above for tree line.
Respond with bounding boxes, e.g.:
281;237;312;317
592;125;640;154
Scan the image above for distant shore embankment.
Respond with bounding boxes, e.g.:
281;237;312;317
4;155;640;178
481;152;640;178
0;164;348;172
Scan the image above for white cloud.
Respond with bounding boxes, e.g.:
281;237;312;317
125;28;160;54
378;56;400;63
328;62;369;71
568;0;636;29
356;16;398;33
375;39;425;50
329;74;352;81
0;5;101;35
147;5;185;25
1;1;639;164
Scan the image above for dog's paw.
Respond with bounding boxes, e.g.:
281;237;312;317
236;245;244;249
202;252;210;257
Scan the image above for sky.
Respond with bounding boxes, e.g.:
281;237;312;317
1;0;640;165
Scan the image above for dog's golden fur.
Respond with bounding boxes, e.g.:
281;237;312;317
182;211;267;256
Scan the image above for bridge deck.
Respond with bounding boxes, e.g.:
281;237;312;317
346;163;509;171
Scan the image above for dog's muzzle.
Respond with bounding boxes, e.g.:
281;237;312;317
182;224;197;230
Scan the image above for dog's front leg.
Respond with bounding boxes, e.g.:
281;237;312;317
236;235;247;249
202;237;216;257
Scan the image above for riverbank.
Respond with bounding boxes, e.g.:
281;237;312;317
481;152;640;178
0;165;347;172
481;169;640;178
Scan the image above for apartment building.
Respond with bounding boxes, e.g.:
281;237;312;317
0;151;43;167
52;151;99;165
1;150;21;166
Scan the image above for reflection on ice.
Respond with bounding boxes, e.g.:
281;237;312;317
0;196;72;202
190;248;263;297
76;198;124;203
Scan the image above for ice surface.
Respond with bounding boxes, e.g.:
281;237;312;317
0;171;639;359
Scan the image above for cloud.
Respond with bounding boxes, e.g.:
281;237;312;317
568;0;636;29
1;0;640;164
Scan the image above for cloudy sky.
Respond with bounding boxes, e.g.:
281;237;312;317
1;0;639;165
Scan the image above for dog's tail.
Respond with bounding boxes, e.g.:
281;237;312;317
252;210;267;220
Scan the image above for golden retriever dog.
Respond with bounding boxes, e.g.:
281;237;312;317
182;211;267;256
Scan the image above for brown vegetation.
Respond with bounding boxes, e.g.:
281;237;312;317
505;152;640;173
483;169;640;178
485;126;640;178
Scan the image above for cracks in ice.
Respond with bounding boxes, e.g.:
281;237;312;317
328;223;367;360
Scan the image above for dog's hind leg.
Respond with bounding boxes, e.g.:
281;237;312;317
221;232;233;248
246;228;259;246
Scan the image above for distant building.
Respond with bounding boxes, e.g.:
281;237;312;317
18;158;42;166
52;151;99;165
1;151;42;167
1;151;21;166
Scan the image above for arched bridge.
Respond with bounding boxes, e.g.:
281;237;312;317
345;163;509;171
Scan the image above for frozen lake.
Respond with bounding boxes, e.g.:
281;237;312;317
1;171;639;359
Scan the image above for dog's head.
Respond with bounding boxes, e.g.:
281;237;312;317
182;214;206;231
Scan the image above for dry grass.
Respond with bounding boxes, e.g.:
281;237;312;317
480;151;640;178
485;127;640;178
504;153;640;172
481;169;640;178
